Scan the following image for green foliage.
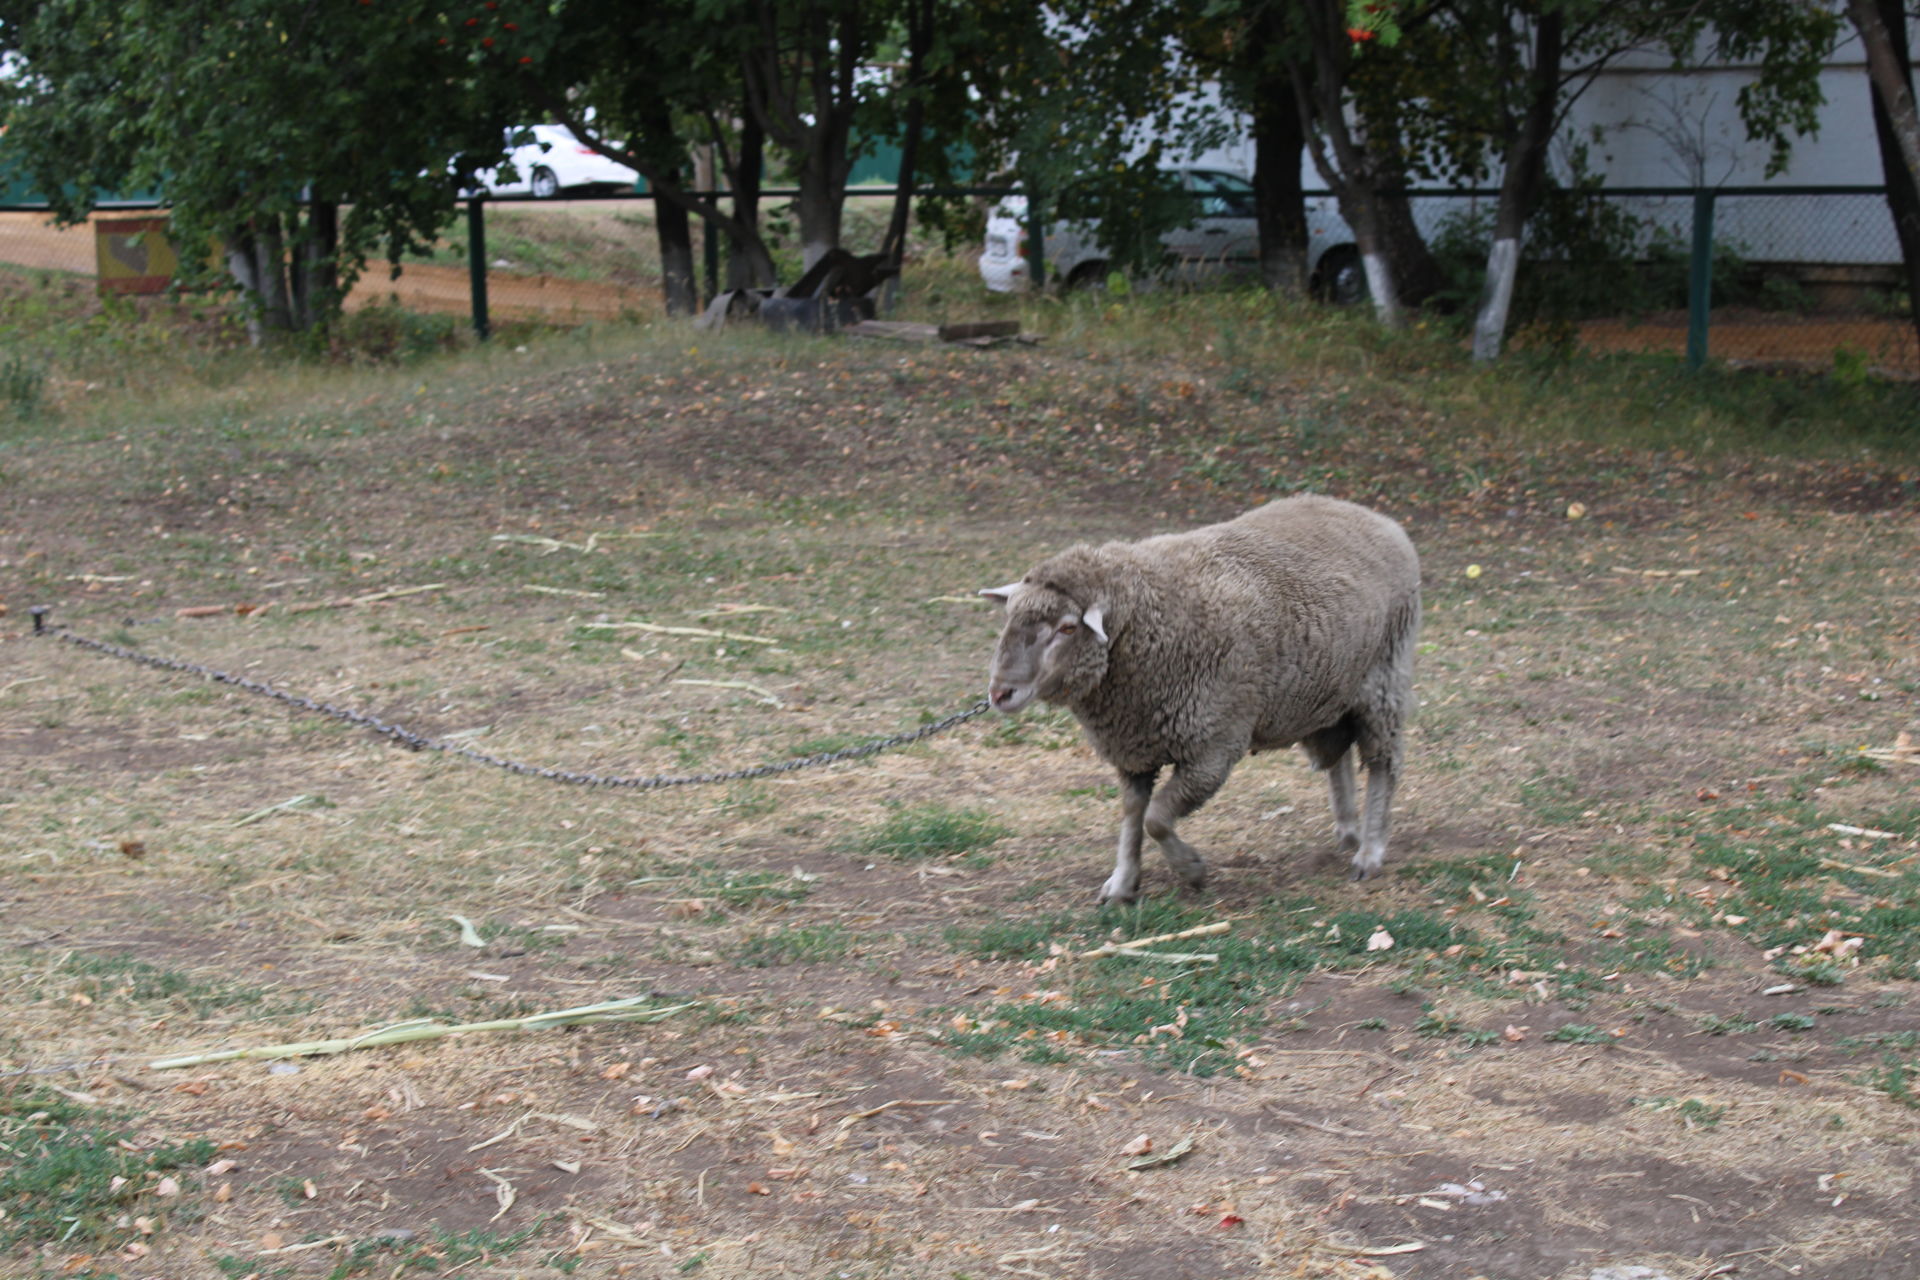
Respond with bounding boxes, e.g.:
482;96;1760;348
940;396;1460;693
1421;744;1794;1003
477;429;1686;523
0;353;47;419
0;0;512;332
0;1086;217;1252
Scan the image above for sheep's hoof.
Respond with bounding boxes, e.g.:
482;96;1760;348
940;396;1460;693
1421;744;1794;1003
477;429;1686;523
1349;864;1376;882
1097;878;1139;906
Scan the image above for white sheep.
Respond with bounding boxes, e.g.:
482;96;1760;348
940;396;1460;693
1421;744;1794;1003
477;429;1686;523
980;495;1419;901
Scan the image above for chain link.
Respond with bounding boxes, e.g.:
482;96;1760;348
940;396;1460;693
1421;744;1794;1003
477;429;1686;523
29;610;992;791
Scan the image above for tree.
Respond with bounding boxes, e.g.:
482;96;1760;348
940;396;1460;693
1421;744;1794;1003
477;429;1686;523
1290;0;1409;324
1851;0;1920;356
0;0;509;338
1342;0;1841;356
1186;1;1312;294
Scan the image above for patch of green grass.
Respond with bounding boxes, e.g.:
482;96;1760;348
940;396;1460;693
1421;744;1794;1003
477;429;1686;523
943;899;1395;1076
1517;772;1591;824
1657;786;1920;976
1633;1095;1729;1129
317;1223;559;1279
648;862;814;912
0;1086;217;1253
1855;1053;1920;1108
851;804;1009;862
735;924;851;967
54;950;300;1018
1544;1024;1614;1044
1594;933;1713;979
1696;1013;1761;1036
1770;1012;1817;1032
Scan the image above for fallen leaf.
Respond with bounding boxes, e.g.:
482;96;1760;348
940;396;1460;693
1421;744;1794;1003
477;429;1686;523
154;1176;181;1197
1501;1025;1527;1042
684;1064;714;1081
747;1182;771;1196
601;1062;633;1080
1120;1134;1153;1157
1366;928;1395;952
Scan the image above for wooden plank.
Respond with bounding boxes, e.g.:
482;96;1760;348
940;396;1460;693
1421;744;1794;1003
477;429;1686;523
936;320;1021;342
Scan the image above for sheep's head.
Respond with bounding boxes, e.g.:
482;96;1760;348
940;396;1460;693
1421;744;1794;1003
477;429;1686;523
980;578;1109;713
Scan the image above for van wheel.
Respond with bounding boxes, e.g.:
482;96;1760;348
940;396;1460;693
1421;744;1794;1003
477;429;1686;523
1065;261;1110;292
1313;246;1367;306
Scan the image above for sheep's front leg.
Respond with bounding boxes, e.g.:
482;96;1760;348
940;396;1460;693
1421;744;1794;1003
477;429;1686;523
1099;769;1159;905
1142;752;1237;893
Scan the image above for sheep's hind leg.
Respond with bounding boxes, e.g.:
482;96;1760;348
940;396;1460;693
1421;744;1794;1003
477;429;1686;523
1351;753;1399;881
1302;724;1362;861
1325;752;1362;857
1098;769;1159;905
1142;754;1234;893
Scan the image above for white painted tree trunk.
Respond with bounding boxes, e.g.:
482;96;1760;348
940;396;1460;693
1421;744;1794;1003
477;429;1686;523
1472;237;1522;362
1362;251;1401;328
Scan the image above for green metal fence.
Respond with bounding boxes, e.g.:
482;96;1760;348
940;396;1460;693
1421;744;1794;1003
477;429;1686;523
0;185;1909;376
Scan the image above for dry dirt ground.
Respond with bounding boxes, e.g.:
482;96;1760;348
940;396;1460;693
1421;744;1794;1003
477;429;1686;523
1;330;1918;1280
0;208;658;324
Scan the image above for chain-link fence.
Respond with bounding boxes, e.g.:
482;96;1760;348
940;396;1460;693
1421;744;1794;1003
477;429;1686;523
1;186;1911;376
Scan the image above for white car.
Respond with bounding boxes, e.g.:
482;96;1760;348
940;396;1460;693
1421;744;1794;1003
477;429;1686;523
978;166;1366;301
471;125;641;199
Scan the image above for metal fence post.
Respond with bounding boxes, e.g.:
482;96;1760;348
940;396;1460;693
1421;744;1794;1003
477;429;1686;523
1686;188;1715;371
1024;192;1046;291
466;197;491;342
703;215;720;304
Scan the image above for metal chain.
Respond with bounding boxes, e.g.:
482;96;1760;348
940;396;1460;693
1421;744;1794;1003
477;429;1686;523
28;608;991;791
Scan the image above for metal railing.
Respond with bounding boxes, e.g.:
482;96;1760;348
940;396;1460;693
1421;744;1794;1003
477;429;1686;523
0;185;1909;375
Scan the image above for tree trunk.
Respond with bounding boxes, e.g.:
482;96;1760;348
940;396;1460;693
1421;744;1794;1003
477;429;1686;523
1849;0;1920;182
293;197;339;332
253;217;293;335
656;194;697;316
1375;186;1445;305
225;228;266;347
1292;15;1403;326
1252;51;1308;295
1865;0;1920;357
741;0;859;275
880;0;932;273
1472;7;1564;362
726;114;773;290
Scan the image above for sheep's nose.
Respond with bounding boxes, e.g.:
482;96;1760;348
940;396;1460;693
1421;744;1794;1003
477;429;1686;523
989;684;1016;709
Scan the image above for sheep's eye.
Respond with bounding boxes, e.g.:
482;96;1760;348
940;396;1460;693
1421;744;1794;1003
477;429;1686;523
1057;621;1079;635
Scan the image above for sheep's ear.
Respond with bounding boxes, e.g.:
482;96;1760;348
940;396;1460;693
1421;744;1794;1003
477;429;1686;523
1083;603;1109;645
978;581;1025;605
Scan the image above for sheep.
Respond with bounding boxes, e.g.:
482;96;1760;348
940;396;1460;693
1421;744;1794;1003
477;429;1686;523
980;495;1419;902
